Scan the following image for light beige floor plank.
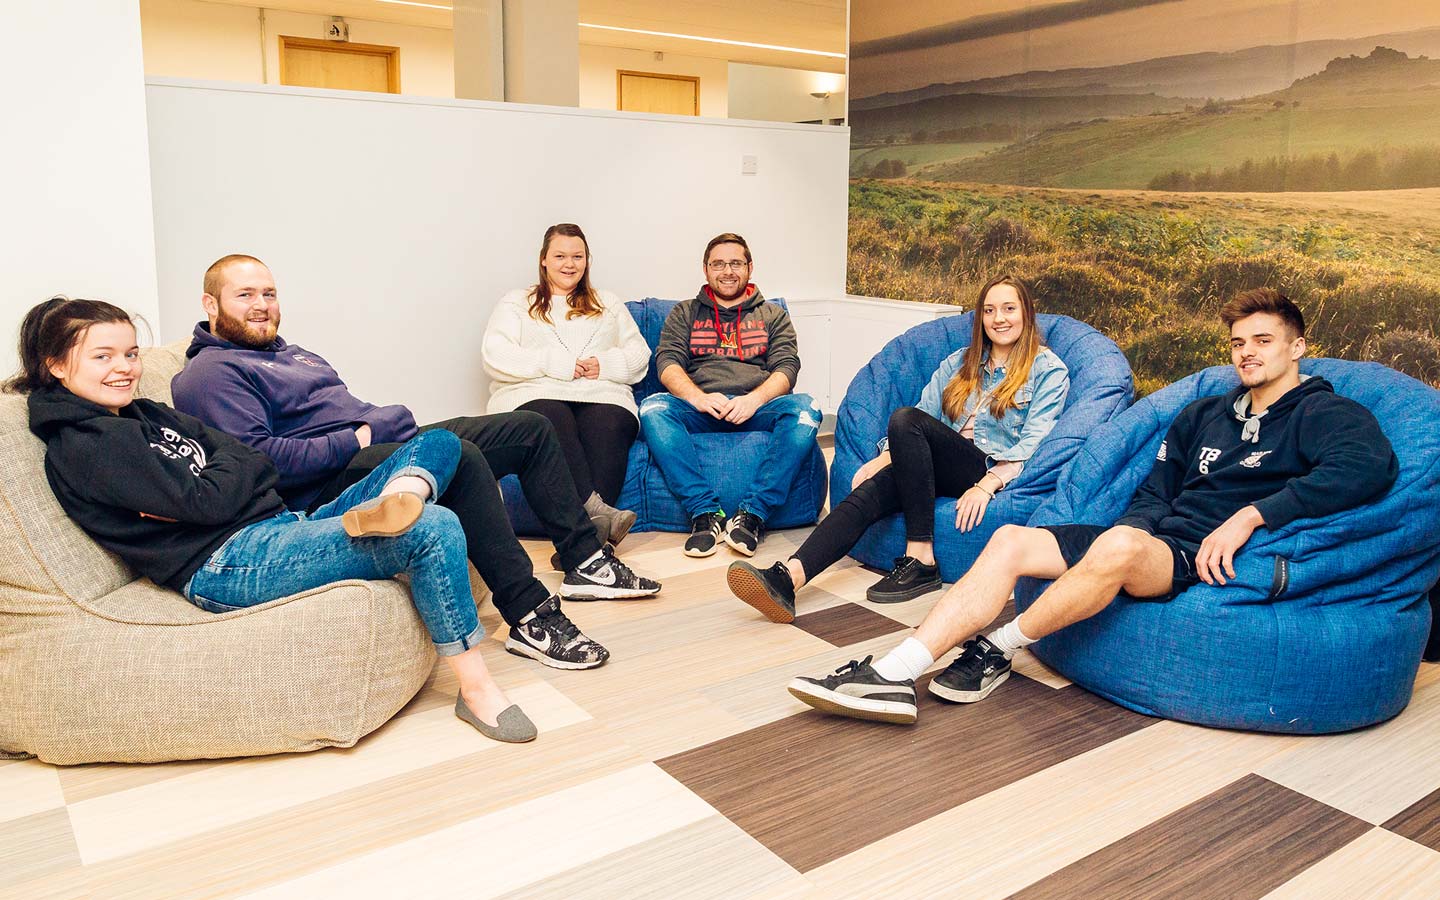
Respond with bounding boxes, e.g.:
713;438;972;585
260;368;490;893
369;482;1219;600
1010;648;1072;689
499;814;801;900
804;720;1303;899
0;809;80;889
67;679;589;865
77;718;644;900
239;765;716;899
1256;663;1440;824
1262;826;1440;899
0;759;65;823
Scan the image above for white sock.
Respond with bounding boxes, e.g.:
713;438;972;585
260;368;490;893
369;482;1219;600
987;618;1036;659
872;637;935;682
576;548;605;570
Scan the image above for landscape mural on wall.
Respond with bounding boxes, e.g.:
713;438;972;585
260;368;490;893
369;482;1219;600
848;0;1440;393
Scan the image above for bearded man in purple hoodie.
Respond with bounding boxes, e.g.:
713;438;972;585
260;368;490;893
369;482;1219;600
172;254;661;671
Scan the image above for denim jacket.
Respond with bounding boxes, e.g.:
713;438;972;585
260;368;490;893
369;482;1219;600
878;346;1069;478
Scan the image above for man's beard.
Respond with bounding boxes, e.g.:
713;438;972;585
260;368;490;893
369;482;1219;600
214;309;279;350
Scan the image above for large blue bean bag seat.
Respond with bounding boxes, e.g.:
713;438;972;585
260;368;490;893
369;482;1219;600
1018;359;1440;734
834;313;1133;581
501;298;827;535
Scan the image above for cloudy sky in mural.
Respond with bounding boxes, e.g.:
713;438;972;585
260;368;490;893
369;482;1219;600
851;0;1440;98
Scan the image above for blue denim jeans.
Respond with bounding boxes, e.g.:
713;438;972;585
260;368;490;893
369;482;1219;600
184;430;483;656
638;392;821;520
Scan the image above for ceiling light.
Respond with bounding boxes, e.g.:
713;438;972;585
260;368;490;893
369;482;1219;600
377;0;453;9
579;23;844;59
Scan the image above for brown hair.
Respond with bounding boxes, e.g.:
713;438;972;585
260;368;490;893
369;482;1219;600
703;232;752;266
941;275;1044;422
203;253;268;299
528;224;603;323
5;296;135;394
1220;287;1306;338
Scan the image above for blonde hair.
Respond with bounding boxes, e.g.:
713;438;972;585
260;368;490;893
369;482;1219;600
941;275;1043;422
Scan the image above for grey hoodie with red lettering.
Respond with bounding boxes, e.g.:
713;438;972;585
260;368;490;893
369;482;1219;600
654;286;800;395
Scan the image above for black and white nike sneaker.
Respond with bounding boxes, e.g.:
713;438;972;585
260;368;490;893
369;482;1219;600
928;636;1011;703
724;510;766;556
787;656;917;725
684;511;727;557
504;596;610;669
560;545;661;600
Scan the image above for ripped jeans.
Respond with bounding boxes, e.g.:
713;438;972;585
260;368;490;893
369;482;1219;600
638;392;821;520
184;430;484;656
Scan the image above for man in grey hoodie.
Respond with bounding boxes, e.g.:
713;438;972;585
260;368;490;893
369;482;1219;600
640;233;821;557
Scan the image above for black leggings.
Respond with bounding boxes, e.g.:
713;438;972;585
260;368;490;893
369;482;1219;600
518;399;638;506
793;406;988;579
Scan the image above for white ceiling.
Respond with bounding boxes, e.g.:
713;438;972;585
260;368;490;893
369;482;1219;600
199;0;848;72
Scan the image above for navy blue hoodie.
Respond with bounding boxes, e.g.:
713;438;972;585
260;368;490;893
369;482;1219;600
171;322;417;510
28;388;287;592
1117;376;1397;545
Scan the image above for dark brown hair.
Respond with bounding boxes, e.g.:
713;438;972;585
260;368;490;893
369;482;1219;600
703;232;752;266
203;253;268;299
5;296;135;394
528;224;603;322
941;275;1044;421
1220;287;1306;338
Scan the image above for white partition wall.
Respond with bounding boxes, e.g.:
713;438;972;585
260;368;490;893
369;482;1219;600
2;1;161;378
146;79;848;423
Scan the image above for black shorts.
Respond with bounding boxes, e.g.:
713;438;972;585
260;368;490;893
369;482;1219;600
1039;524;1200;603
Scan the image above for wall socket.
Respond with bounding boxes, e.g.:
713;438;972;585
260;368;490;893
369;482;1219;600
741;155;758;175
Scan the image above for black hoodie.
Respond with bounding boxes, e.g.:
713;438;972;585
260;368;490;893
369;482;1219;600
28;388;288;592
1116;376;1398;545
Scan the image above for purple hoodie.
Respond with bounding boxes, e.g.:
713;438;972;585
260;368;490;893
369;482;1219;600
172;322;418;509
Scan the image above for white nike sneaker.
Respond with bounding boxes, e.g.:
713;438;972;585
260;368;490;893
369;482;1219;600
504;596;610;670
559;546;662;600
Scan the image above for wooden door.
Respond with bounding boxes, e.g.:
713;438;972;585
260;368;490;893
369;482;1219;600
280;36;400;94
617;71;699;116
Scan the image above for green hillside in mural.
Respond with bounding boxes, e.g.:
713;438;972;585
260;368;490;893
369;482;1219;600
847;180;1440;394
921;48;1440;189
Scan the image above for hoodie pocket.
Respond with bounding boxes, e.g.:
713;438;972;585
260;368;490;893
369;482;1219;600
1269;556;1291;600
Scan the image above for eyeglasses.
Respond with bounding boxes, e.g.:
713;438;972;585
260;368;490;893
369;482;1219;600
707;260;750;272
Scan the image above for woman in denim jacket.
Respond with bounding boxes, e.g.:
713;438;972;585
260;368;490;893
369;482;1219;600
728;275;1069;620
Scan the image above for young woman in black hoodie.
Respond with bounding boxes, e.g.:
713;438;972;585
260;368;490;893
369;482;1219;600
12;297;535;743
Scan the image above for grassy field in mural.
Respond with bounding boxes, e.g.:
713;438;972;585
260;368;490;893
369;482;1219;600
847;180;1440;394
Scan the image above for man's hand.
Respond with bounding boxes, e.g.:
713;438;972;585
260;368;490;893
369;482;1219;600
724;392;765;425
688;392;733;419
851;451;892;490
355;423;373;448
1195;505;1264;586
578;357;601;380
955;486;992;533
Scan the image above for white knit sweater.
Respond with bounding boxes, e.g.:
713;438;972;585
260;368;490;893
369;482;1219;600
483;288;651;417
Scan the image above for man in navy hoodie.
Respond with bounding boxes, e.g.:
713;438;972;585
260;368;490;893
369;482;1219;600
788;288;1399;725
172;254;661;672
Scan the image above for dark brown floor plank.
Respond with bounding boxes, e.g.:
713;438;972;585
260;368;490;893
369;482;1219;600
657;673;1153;872
792;601;906;647
1011;773;1371;900
1385;786;1440;851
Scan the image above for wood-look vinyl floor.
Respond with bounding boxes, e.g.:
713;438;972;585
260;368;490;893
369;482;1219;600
5;474;1440;896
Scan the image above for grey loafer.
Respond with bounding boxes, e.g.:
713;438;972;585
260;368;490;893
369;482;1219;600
454;695;537;743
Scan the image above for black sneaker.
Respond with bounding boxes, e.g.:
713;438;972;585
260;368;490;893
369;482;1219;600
684;511;727;557
865;556;943;604
928;636;1011;703
724;510;766;556
504;596;610;670
560;545;661;600
787;656;917;725
727;560;797;623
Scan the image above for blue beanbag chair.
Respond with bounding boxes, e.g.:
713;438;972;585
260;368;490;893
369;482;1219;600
1018;359;1440;734
834;313;1133;581
501;298;827;535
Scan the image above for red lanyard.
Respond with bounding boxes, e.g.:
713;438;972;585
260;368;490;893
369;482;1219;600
713;302;743;353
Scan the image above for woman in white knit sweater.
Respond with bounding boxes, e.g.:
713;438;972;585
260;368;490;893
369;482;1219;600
483;223;651;545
